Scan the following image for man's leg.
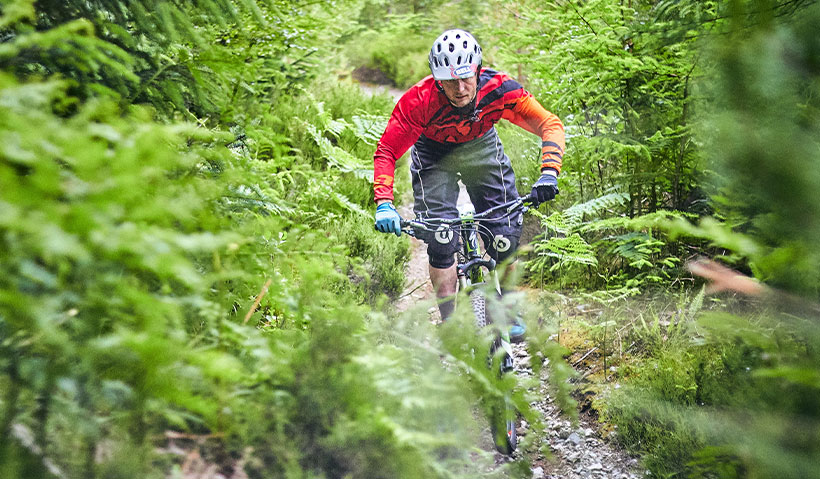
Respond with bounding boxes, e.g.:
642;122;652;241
408;140;460;321
430;263;457;320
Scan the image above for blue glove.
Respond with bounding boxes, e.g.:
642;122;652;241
375;202;402;236
531;171;559;205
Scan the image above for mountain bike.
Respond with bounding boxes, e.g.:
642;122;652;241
400;194;533;455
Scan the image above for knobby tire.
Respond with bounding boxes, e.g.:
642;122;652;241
469;289;488;329
470;288;517;455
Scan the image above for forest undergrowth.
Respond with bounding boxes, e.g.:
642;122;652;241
3;0;820;478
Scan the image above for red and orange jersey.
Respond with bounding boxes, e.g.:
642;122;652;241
373;69;565;202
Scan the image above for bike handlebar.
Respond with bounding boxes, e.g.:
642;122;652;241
400;194;535;237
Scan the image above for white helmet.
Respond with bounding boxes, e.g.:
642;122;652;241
428;29;482;80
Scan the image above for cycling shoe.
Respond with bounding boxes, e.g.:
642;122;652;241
509;320;526;344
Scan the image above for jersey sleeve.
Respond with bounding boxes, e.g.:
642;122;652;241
502;93;565;173
373;86;427;202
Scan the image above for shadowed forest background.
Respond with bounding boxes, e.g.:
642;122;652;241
1;0;820;477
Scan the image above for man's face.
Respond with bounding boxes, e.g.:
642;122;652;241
439;76;478;108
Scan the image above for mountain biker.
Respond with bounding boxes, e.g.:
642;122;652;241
373;29;565;342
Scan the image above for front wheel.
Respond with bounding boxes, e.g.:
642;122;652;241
468;286;517;454
469;289;488;329
490;398;517;455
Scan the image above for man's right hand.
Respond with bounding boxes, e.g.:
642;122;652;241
374;202;402;236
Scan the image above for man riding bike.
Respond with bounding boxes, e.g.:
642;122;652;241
373;29;565;342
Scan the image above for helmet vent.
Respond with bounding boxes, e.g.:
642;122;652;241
443;35;448;41
457;55;462;64
463;40;468;49
437;43;441;52
448;43;454;52
468;54;473;63
444;57;449;66
456;33;461;39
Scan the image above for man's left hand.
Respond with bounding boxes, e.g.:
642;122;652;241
531;171;559;205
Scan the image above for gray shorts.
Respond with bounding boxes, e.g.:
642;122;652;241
410;127;523;265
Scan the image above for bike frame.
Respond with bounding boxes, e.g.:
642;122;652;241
399;194;533;455
454;206;500;297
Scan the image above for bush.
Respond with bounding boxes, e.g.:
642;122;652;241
0;8;494;478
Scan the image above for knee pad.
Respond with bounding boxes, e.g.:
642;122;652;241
428;250;456;269
425;225;459;268
486;234;520;264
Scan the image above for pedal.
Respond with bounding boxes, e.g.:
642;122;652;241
488;338;515;374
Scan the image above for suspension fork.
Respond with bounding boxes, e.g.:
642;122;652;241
458;220;512;373
456;221;502;295
458;219;482;283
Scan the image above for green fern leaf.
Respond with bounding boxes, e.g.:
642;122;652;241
608;232;664;269
531;233;598;272
352;114;388;146
304;122;372;179
563;191;630;227
326;118;349;138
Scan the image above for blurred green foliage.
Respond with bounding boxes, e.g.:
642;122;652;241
6;0;820;477
0;0;533;477
458;0;820;477
566;0;820;476
701;0;820;296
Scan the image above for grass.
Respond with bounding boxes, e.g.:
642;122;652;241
535;289;801;478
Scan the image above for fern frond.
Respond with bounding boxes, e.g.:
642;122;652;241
577;215;633;234
563;191;630;227
304;122;372;179
326;118;349;138
313;100;332;131
352;114;388;146
530;233;598;272
537;211;570;236
684;286;706;323
578;210;690;234
333;193;371;218
607;232;664;269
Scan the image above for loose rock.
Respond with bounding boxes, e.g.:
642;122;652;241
567;432;583;446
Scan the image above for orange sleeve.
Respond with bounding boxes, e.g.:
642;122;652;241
502;94;565;173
